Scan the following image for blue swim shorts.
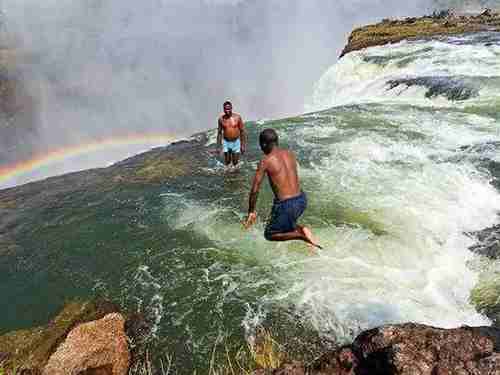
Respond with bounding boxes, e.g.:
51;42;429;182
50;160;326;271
264;192;307;240
223;138;241;153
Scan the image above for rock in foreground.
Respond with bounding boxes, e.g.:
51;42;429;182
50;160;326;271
43;313;130;375
264;323;500;374
0;300;123;374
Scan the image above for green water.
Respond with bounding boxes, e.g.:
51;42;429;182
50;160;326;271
3;32;500;372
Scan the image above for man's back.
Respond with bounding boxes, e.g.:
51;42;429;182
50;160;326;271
245;128;321;250
264;148;301;201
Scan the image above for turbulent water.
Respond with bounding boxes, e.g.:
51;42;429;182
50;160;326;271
3;32;500;372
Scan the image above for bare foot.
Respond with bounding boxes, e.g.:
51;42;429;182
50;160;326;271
298;226;322;252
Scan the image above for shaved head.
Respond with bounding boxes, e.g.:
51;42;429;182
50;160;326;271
259;128;278;154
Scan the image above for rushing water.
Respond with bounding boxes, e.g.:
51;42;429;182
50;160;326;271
2;32;500;372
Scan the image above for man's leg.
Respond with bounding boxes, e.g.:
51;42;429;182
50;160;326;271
232;139;241;166
264;194;322;250
267;228;306;242
298;226;322;250
232;152;240;166
224;151;232;165
267;226;322;249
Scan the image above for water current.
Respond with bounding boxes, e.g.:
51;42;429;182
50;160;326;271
2;32;500;372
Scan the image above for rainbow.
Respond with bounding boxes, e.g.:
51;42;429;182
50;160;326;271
0;133;179;187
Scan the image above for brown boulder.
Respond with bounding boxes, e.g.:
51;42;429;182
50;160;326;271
0;300;119;374
477;353;500;373
352;323;496;374
310;346;357;375
43;313;130;375
253;361;305;375
268;323;500;375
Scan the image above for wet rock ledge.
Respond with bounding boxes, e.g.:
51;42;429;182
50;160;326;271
340;9;500;58
2;301;500;374
0;300;146;375
263;323;500;375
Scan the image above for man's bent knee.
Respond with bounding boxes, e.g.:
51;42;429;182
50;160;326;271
264;229;274;241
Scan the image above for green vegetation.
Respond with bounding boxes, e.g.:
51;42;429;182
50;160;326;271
130;329;286;375
470;274;500;325
0;362;20;375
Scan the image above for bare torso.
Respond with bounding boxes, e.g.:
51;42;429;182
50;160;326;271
219;113;242;141
263;148;301;200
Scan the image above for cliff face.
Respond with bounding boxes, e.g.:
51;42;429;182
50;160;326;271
0;44;37;165
340;9;500;58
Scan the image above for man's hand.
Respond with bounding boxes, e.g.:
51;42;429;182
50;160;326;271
244;212;257;229
218;148;224;156
241;143;246;155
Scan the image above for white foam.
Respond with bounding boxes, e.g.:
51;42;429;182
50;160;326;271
306;36;500;111
172;100;500;342
153;34;500;343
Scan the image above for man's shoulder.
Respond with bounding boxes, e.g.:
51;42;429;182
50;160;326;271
259;155;270;167
262;153;277;166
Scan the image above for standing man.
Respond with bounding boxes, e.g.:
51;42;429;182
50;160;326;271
217;101;246;168
244;128;322;250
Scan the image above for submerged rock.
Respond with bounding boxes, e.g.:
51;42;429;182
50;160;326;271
468;224;500;259
386;76;480;101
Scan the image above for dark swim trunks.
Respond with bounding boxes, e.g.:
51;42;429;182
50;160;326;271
264;192;307;240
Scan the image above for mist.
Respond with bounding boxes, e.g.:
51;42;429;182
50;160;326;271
0;0;488;168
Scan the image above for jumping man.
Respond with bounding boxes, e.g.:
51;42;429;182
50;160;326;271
217;101;246;168
244;129;322;250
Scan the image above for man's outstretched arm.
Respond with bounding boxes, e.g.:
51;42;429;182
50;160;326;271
244;160;266;228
